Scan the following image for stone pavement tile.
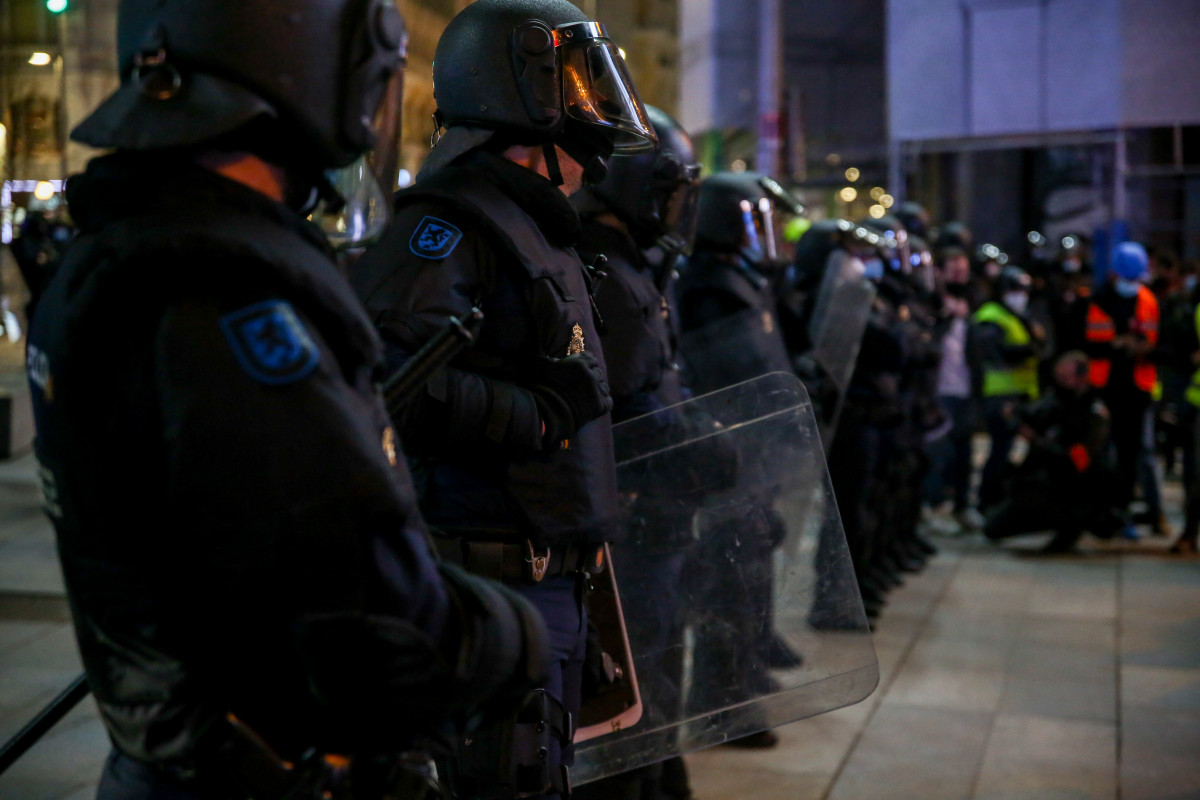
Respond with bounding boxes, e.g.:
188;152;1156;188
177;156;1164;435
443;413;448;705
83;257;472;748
0;619;60;658
1006;640;1115;680
0;626;85;741
1018;617;1116;650
1026;579;1117;620
689;705;867;782
0;530;65;595
825;705;992;800
1120;618;1200;669
937;571;1034;616
971;714;1116;800
1122;665;1200;713
869;635;909;686
0;698;108;800
0;452;38;483
1121;708;1200;800
998;670;1116;723
917;609;1028;645
1120;557;1200;586
687;763;829;800
884;637;1008;713
1122;584;1200;625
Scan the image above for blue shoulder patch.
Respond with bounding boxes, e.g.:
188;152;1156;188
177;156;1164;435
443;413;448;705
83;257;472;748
219;300;320;385
409;215;463;260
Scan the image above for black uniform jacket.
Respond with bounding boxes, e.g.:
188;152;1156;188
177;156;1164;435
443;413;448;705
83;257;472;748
675;250;792;394
351;151;620;547
28;154;461;765
578;219;684;421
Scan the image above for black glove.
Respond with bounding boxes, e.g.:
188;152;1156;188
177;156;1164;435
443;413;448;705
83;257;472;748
527;352;613;447
437;563;550;728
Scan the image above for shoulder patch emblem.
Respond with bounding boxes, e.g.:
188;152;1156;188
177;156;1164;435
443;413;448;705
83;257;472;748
219;300;320;385
409;216;463;260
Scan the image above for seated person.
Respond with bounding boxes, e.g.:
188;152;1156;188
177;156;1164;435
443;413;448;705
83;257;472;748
985;351;1125;551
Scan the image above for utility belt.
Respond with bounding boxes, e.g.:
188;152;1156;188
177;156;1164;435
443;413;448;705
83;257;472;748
142;714;447;800
432;531;606;584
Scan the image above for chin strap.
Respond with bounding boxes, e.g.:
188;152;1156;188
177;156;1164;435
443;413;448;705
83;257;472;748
542;143;564;188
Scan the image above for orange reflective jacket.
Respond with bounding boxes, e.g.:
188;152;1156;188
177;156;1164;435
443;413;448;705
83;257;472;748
1085;285;1159;392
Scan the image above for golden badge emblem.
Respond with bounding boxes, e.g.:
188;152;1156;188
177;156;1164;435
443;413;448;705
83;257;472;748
567;323;586;356
561;323;586;450
381;426;398;467
761;310;775;334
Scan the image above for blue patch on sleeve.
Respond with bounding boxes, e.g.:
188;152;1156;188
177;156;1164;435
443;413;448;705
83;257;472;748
409;216;463;260
219;300;320;385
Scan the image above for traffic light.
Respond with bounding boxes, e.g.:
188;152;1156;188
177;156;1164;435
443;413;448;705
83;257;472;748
46;0;68;13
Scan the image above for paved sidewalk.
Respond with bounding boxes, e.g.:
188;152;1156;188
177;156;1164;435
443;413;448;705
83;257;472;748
688;533;1200;800
1;448;1198;799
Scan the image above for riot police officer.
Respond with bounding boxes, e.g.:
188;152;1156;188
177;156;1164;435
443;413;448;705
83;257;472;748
350;1;658;796
570;105;701;800
675;171;804;747
32;2;549;798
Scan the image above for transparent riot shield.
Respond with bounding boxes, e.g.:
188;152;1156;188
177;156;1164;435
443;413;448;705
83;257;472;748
572;372;879;784
805;251;876;444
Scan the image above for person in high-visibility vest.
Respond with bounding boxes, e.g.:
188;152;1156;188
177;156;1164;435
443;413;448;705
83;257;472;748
1083;241;1159;531
972;266;1044;511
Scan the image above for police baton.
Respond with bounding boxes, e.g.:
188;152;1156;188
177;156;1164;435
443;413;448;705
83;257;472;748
383;308;483;415
0;673;89;776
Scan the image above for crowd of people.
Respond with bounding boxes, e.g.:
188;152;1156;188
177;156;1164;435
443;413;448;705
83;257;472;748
6;0;1196;798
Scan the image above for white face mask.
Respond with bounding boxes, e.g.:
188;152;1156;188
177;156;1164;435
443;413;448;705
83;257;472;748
1003;291;1029;315
1061;258;1081;273
1115;278;1140;298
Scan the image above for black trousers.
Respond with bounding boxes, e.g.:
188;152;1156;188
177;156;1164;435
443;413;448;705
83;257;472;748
1104;389;1152;510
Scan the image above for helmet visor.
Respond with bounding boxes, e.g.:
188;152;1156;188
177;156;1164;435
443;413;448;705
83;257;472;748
557;23;657;153
658;159;702;250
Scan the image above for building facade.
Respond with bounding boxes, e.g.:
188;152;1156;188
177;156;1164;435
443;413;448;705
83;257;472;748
889;0;1200;260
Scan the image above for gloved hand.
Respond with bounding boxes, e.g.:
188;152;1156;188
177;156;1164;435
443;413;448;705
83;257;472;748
1068;443;1091;473
527;352;613;446
437;562;550;729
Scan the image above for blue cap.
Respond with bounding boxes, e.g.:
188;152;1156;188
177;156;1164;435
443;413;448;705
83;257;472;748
1111;241;1148;281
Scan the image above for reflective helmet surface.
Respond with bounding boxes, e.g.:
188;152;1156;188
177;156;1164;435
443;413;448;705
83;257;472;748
894;201;930;239
694;172;804;266
72;0;406;169
432;0;655;154
587;106;701;251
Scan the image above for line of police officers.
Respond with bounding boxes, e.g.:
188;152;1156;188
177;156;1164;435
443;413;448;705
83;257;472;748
25;1;909;799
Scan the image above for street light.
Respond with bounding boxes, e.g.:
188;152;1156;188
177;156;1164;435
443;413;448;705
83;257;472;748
46;0;69;12
28;52;52;66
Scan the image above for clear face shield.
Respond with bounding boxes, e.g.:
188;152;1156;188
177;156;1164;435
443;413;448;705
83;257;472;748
556;22;657;154
315;1;408;250
759;177;805;264
656;156;702;254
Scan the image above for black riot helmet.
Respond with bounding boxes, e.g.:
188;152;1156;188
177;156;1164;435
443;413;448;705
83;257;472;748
998;265;1032;294
584;106;702;252
430;0;656;180
72;0;407;171
894;201;930;239
694;172;805;268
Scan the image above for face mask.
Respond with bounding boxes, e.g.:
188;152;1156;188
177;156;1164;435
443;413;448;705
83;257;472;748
1061;258;1081;273
1003;291;1029;315
862;258;884;281
1186;275;1198;293
1115;278;1140;298
945;282;968;299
